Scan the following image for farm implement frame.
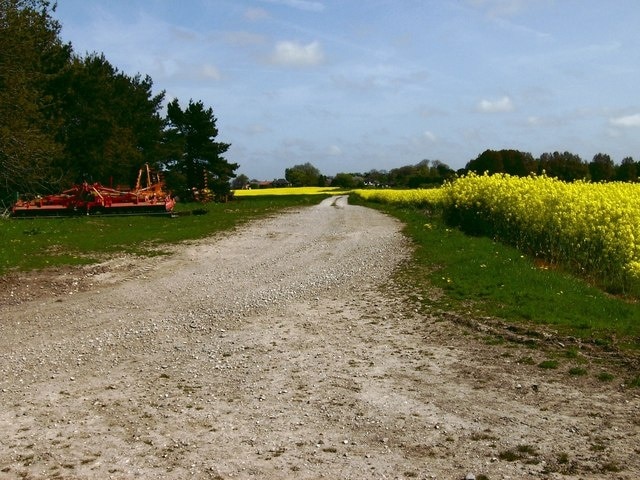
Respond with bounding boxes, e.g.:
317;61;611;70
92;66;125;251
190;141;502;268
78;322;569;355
11;164;175;218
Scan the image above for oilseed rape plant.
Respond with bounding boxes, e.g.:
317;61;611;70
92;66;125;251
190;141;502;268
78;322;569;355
353;188;446;208
354;174;640;295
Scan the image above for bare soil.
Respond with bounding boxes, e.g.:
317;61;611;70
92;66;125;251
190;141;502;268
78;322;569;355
1;196;638;480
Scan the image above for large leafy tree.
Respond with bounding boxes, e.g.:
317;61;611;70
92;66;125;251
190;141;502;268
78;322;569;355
589;153;615;182
616;156;637;182
162;99;236;200
386;159;455;187
466;149;536;176
285;162;321;187
538;151;588;181
465;149;504;174
230;173;249;190
362;169;388;187
55;53;165;186
0;0;71;199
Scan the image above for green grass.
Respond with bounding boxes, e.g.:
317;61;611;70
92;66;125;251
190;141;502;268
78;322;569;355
538;360;559;369
350;197;640;349
596;371;615;382
0;195;326;275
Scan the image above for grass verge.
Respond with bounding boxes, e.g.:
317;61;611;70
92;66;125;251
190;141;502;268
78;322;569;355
350;197;640;351
0;195;326;275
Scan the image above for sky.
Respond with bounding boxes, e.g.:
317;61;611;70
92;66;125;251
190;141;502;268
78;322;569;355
53;0;640;180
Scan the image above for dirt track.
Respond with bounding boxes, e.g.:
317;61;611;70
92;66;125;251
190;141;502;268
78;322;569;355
1;196;639;479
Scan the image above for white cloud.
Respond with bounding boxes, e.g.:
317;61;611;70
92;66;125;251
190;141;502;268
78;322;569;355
269;40;325;67
610;113;640;128
328;145;342;156
423;130;437;142
477;96;514;113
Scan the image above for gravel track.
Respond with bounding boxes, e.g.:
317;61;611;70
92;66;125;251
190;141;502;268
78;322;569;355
1;196;639;479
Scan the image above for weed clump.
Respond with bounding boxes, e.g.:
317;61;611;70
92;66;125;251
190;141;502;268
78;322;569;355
538;360;559;369
568;367;587;376
498;444;540;464
596;372;614;382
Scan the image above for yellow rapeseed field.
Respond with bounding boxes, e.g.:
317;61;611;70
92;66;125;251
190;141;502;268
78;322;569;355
354;174;640;293
233;186;341;196
353;188;445;207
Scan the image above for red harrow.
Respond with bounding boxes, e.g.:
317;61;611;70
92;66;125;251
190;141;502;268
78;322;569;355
11;164;175;218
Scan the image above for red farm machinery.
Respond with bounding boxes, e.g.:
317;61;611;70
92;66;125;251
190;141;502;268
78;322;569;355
11;164;175;218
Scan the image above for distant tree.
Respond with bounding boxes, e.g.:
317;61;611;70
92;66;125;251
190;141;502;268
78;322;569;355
162;98;237;200
231;173;249;190
537;151;588;181
616;156;637;182
414;159;455;185
466;150;503;174
332;173;356;188
589;153;615;182
272;178;290;187
466;149;535;176
387;165;414;187
350;175;365;188
317;174;329;187
363;169;388;186
285;162;321;187
501;150;536;176
407;159;436;188
432;160;456;180
385;159;454;187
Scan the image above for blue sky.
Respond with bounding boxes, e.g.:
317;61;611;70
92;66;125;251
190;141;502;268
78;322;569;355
54;0;640;180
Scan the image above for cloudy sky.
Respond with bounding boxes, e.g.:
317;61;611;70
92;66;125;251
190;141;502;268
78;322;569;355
54;0;640;180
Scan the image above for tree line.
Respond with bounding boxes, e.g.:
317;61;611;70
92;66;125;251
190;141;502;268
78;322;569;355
234;159;458;190
0;0;237;205
330;159;457;188
464;149;638;183
269;149;639;190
